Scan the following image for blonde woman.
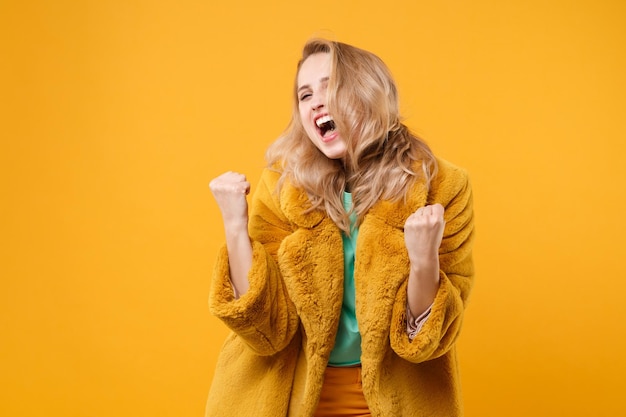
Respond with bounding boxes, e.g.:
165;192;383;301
207;39;475;417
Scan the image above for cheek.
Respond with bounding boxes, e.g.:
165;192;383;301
298;108;313;132
298;104;307;121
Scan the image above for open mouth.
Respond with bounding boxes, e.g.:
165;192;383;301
315;115;336;137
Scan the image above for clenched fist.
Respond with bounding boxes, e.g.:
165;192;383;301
209;171;251;229
404;203;446;317
404;203;446;267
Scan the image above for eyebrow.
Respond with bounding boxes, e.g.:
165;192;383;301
297;76;330;94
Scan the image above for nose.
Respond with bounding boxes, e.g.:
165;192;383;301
311;95;325;111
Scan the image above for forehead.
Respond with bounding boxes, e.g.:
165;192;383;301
297;53;331;87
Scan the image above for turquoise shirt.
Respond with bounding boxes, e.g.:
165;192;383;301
328;192;362;366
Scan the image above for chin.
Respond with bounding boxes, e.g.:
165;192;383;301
321;150;347;160
318;140;347;160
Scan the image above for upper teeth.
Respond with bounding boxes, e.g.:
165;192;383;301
316;115;333;127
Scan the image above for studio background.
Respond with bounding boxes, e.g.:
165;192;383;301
2;1;625;416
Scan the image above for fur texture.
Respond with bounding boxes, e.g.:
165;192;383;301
206;158;475;417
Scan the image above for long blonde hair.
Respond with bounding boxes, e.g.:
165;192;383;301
266;39;437;233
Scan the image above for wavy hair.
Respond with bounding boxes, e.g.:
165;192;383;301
266;39;438;233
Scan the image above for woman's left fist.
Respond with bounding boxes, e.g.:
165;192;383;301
403;204;446;265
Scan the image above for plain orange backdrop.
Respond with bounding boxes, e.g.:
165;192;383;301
2;1;625;416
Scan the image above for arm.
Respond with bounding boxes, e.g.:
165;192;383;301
209;171;252;298
208;170;299;356
390;165;475;362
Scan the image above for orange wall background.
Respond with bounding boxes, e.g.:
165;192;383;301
2;1;625;416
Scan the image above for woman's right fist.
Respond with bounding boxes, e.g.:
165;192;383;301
209;171;251;227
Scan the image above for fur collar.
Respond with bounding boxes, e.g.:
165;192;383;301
276;172;429;229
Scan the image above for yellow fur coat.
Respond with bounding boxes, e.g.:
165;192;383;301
206;158;475;416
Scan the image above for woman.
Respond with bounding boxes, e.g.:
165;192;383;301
207;39;474;417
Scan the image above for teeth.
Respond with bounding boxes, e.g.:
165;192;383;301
316;115;333;127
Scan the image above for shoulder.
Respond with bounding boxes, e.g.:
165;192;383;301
255;166;325;228
433;157;470;189
426;157;472;206
258;165;282;189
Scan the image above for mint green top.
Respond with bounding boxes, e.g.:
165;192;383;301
328;192;362;366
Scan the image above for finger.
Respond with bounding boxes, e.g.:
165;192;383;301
226;171;246;182
209;172;248;188
221;182;249;195
208;182;248;200
420;204;444;218
430;204;445;220
414;206;431;217
430;203;444;213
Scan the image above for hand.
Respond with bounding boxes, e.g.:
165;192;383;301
404;204;446;317
209;171;251;229
404;204;445;267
